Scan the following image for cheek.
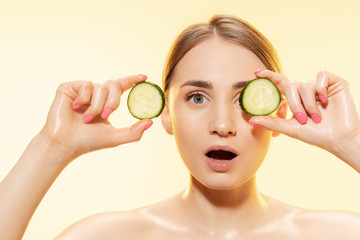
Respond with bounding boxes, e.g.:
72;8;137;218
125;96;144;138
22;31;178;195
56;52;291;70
171;106;205;151
169;103;208;172
238;128;272;174
238;111;272;152
251;126;272;146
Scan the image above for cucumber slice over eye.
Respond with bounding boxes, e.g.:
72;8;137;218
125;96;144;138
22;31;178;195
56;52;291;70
239;78;281;116
127;82;165;119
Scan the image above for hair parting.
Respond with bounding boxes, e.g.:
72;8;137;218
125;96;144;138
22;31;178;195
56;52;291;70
162;14;281;98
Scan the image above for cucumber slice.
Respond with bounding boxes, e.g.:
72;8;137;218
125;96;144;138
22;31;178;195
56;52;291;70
127;82;165;119
239;78;281;116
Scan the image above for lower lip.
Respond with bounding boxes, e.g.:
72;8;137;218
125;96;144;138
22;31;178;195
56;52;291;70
205;156;237;172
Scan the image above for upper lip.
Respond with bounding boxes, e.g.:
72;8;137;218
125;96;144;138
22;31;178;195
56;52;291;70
205;145;238;156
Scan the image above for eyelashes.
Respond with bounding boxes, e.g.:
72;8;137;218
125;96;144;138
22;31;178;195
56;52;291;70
184;91;209;104
184;91;241;105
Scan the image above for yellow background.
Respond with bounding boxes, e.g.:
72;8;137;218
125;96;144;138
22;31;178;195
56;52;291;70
1;0;359;239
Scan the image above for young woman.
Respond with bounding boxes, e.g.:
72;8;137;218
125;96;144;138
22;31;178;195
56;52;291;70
1;14;360;239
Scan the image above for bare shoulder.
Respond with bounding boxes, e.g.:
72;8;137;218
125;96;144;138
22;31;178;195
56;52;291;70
54;211;158;240
263;195;360;239
294;209;360;239
54;194;182;240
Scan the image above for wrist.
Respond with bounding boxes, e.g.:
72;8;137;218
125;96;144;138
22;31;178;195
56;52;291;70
330;128;360;173
0;132;78;240
31;132;79;169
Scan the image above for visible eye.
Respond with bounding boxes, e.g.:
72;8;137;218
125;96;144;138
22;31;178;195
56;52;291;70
185;92;209;104
233;93;241;104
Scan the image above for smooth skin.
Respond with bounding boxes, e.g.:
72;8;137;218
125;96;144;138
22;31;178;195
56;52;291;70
1;38;360;240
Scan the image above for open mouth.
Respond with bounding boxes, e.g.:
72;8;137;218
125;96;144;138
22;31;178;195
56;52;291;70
206;150;237;161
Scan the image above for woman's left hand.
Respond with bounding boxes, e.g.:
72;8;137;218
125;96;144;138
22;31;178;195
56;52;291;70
250;70;360;162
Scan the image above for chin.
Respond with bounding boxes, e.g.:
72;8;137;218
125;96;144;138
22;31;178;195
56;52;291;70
205;183;240;191
194;172;254;191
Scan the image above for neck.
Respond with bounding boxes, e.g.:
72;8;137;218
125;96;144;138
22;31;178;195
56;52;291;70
180;175;267;233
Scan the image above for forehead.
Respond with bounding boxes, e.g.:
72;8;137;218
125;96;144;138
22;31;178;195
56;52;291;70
172;38;266;85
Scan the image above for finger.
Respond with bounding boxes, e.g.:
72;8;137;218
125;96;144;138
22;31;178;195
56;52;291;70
56;80;88;97
83;84;109;123
323;70;349;87
100;74;148;119
107;119;153;147
316;71;349;102
100;80;122;119
249;115;299;139
298;82;322;124
71;81;93;110
284;82;308;124
56;80;92;105
254;69;289;94
315;71;328;104
117;74;147;94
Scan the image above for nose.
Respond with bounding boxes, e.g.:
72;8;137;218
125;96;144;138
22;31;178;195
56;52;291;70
209;104;237;137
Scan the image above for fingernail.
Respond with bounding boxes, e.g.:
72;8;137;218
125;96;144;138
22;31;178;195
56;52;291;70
83;114;95;124
254;69;264;74
144;121;153;130
249;121;261;127
101;108;113;119
311;113;321;124
138;74;147;78
319;94;327;104
72;104;81;110
295;112;307;124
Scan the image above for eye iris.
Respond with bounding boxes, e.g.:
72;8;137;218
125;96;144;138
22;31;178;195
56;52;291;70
193;95;204;103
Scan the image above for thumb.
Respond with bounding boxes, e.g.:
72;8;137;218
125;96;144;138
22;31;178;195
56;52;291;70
109;119;153;147
250;116;298;139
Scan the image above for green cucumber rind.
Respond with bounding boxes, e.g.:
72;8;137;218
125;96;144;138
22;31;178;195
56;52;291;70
127;82;165;120
239;77;281;116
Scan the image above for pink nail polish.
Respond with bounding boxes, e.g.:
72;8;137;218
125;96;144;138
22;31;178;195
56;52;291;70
295;112;307;124
72;104;81;110
249;121;261;127
319;94;327;104
144;121;153;130
254;69;264;74
138;74;147;78
83;114;94;124
101;108;113;119
311;114;321;124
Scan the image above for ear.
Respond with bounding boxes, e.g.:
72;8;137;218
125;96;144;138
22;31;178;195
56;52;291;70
272;98;288;137
161;105;173;135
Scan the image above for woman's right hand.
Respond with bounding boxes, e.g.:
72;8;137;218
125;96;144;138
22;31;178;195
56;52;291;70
39;74;153;162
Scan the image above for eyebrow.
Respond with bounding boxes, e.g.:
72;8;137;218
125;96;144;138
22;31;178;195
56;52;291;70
180;79;250;90
180;80;213;89
232;81;249;89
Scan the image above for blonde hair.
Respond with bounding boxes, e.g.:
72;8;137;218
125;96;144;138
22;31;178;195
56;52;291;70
162;14;281;97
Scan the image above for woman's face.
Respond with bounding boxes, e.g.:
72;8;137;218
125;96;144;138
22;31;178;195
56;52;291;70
163;38;272;190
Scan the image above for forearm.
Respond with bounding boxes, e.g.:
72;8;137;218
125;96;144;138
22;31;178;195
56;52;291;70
0;134;76;240
331;130;360;173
